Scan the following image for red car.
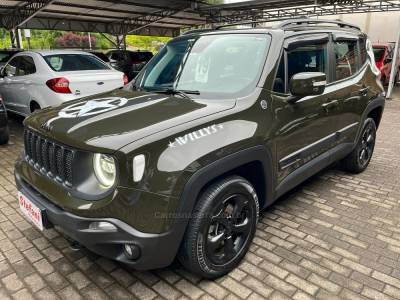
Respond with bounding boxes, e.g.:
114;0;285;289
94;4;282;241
373;43;399;85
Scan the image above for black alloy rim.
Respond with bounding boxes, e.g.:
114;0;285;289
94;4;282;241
358;123;375;167
205;193;253;265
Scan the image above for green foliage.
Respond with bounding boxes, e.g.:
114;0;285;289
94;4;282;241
126;35;171;53
207;0;225;4
0;29;11;48
0;28;169;52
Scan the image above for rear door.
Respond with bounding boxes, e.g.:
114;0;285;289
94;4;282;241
272;34;341;182
328;34;365;144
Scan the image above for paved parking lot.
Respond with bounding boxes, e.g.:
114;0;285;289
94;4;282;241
1;91;400;300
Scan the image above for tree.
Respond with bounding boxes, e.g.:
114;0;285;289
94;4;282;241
55;32;96;49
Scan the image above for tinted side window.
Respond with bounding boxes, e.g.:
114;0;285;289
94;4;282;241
334;40;358;81
139;52;153;61
359;38;367;65
130;53;140;62
44;54;109;71
4;57;20;77
18;56;36;76
287;43;327;82
110;51;126;61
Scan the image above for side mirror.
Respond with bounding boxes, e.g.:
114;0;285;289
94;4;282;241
288;72;326;103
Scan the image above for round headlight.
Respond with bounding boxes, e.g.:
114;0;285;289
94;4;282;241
93;154;116;188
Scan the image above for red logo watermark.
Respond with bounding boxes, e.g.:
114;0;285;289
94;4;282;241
19;195;42;225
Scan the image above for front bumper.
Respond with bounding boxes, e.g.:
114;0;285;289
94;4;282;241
15;171;182;270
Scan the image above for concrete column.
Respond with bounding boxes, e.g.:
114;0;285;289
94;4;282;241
10;29;22;49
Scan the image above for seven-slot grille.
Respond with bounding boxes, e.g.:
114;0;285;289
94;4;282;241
24;129;75;186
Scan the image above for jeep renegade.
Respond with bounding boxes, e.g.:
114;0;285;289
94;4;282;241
15;19;385;278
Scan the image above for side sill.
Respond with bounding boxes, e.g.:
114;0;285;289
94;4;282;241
275;142;353;199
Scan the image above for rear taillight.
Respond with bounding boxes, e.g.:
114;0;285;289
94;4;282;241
123;74;129;85
46;77;72;94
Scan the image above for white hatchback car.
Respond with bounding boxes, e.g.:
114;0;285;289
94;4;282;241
0;50;127;116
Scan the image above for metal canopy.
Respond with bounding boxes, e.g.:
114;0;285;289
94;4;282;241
0;0;208;37
0;0;399;37
200;0;400;24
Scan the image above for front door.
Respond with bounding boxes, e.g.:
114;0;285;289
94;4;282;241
271;35;341;183
0;56;20;111
0;55;36;115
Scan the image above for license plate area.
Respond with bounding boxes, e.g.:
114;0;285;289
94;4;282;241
18;191;46;231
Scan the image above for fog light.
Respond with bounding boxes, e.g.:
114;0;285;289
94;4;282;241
124;244;141;260
89;221;117;232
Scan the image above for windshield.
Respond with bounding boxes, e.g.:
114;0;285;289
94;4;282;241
373;47;386;62
44;54;110;72
136;34;270;99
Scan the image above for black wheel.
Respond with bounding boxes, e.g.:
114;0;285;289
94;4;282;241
0;126;9;145
342;118;376;173
178;176;259;278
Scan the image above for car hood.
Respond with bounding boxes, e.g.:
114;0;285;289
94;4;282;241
24;89;236;152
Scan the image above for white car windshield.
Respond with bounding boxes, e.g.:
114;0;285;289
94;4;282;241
137;34;271;99
44;54;110;72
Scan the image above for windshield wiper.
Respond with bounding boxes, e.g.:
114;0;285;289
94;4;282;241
152;88;200;99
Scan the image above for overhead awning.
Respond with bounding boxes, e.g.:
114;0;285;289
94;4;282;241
0;0;399;37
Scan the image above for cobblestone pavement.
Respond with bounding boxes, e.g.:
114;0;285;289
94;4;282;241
1;93;400;300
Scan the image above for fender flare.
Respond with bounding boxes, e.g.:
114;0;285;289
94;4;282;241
356;94;385;142
165;145;275;260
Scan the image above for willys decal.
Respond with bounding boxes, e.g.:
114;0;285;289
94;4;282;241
169;124;224;148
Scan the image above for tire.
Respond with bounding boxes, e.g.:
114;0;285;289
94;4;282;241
342;118;376;174
178;176;259;278
0;126;9;145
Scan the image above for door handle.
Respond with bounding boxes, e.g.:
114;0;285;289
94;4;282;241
322;100;339;111
359;87;369;96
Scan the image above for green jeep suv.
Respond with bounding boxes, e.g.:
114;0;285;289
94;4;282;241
15;19;385;278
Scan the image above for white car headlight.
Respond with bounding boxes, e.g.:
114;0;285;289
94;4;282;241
93;154;116;188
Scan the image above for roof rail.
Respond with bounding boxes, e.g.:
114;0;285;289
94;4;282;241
213;18;360;31
274;18;361;31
